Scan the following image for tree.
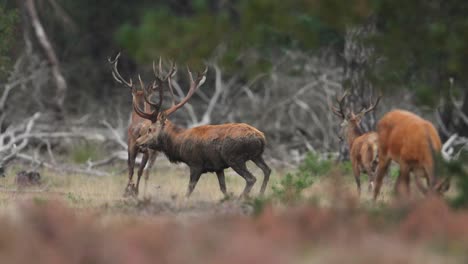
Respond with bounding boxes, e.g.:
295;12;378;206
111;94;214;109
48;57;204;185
0;4;18;80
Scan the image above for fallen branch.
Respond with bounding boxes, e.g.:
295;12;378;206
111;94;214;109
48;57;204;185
16;153;110;177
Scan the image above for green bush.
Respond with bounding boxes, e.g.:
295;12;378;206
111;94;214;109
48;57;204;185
444;153;468;208
0;6;18;79
272;153;333;203
70;143;103;164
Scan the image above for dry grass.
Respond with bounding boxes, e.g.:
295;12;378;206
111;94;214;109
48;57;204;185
0;158;465;263
0;157;414;215
0;157;285;216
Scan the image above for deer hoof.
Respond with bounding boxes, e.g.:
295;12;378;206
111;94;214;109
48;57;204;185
123;183;138;198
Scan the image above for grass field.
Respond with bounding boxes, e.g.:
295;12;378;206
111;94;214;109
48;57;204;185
0;157;466;263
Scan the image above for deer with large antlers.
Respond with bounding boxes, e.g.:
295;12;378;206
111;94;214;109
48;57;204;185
109;53;176;196
133;65;271;198
330;91;381;195
372;110;449;200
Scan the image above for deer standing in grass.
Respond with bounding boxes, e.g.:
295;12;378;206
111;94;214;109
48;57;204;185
109;53;175;196
133;66;271;198
373;109;449;200
330;91;381;195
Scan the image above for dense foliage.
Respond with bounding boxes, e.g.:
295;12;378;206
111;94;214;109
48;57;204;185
0;5;17;79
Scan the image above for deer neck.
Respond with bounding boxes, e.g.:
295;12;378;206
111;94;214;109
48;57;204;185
158;120;188;163
346;123;363;149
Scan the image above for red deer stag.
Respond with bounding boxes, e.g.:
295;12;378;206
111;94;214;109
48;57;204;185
133;66;271;198
373;110;449;200
108;53;175;196
330;91;380;195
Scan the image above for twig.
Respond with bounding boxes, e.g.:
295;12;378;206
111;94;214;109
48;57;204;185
101;120;127;149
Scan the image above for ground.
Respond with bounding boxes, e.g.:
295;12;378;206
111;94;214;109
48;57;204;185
0;157;466;263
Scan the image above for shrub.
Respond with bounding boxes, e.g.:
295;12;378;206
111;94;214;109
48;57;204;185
444;153;468;208
70;143;103;164
272;152;333;203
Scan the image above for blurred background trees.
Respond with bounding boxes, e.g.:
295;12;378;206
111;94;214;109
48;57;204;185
1;0;468;164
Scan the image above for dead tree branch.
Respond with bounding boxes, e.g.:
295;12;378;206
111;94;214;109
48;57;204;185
16;153;110;177
0;112;41;167
25;0;67;113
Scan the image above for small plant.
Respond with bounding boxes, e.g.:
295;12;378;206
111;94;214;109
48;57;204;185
299;152;333;177
389;166;400;181
272;172;313;203
272;152;332;203
70;143;103;164
66;192;83;204
246;196;271;216
444;153;468;208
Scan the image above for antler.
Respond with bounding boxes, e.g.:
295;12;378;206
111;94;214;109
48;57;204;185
132;77;165;122
153;59;177;81
163;66;208;117
357;94;382;116
330;90;349;119
108;52;133;88
154;60;177;105
132;95;158;122
143;80;165;111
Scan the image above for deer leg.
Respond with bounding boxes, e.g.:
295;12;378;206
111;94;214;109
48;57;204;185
135;151;149;196
352;163;362;196
230;162;257;198
394;164;410;198
186;167;202;197
252;157;271;196
413;168;429;195
365;168;375;193
373;159;391;201
125;146;139;197
127;146;138;185
216;170;227;196
143;150;158;196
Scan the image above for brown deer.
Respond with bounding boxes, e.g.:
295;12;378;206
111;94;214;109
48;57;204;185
133;66;271;198
373;109;449;200
108;53;175;196
330;91;380;195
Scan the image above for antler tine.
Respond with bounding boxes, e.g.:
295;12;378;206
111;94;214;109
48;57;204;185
330;90;349;119
152;60;158;79
360;94;382;116
165;61;177;80
166;61;177;106
107;52;121;64
163;65;208;117
108;52;133;88
142;80;164;110
159;56;163;77
138;74;145;90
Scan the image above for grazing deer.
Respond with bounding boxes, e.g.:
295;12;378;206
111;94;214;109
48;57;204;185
109;53;175;196
373;109;449;200
133;66;271;198
330;91;380;195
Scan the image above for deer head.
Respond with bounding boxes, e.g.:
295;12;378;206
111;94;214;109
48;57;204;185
330;91;381;140
109;53;177;116
134;65;208;148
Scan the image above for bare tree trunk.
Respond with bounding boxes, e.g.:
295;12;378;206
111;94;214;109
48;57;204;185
339;16;378;160
24;0;67;117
